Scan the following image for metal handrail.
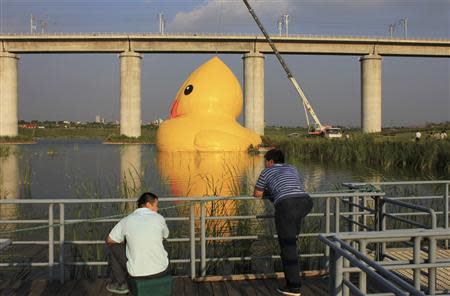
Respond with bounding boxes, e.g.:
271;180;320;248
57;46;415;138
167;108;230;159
344;180;449;247
335;229;450;295
0;192;382;282
381;198;437;229
319;234;425;296
0;183;444;285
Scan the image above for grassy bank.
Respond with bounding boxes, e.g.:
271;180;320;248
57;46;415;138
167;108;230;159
0;135;35;144
2;126;157;143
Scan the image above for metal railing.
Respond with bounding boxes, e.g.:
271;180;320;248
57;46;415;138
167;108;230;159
0;32;449;42
0;192;383;283
344;180;449;247
0;180;448;285
324;229;450;295
319;234;426;296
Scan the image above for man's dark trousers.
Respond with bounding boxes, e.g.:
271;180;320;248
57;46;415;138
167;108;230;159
275;195;313;290
108;243;128;285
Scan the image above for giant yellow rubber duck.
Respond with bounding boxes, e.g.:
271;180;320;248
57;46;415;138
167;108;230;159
156;57;262;152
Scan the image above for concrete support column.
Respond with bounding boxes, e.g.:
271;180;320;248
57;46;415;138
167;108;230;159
120;51;142;137
360;54;382;133
0;52;19;137
243;52;265;135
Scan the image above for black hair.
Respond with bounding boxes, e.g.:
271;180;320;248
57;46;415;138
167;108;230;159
264;148;285;164
137;192;158;208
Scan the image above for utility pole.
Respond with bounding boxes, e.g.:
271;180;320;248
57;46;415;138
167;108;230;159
30;14;37;34
158;13;165;35
283;14;289;36
388;23;395;38
399;17;408;38
40;20;48;34
277;18;282;36
278;14;289;36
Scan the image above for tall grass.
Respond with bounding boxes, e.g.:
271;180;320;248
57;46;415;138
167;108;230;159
0;146;10;158
267;135;450;176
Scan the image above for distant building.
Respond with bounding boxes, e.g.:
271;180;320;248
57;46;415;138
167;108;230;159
95;115;105;124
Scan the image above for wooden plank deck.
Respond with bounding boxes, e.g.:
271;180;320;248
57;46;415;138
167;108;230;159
385;247;450;293
0;277;329;296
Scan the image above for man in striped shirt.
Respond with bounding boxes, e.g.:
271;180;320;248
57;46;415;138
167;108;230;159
254;149;313;296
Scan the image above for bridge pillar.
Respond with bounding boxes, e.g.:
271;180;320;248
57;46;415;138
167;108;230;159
243;52;265;135
120;51;142;137
0;52;19;137
360;54;382;133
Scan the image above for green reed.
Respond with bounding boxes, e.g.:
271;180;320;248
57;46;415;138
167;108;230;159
266;134;450;176
0;146;10;158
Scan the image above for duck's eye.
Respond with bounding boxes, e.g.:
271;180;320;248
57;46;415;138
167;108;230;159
184;85;193;95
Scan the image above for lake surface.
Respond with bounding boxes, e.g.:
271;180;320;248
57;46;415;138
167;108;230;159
0;139;438;201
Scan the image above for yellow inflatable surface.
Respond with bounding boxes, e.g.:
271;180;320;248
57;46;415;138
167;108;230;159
158;151;261;197
156;57;262;152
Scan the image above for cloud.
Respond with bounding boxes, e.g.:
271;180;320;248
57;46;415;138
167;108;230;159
169;0;296;33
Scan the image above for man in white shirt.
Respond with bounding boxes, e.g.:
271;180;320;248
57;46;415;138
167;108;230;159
105;192;170;294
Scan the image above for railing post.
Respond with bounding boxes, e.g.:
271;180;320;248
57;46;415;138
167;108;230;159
330;241;343;296
334;197;340;233
375;197;386;261
428;237;436;295
347;196;352;232
445;183;449;248
380;198;386;256
190;203;196;279
354;195;359;232
200;201;206;277
48;203;54;281
325;197;331;268
343;243;350;296
59;203;65;283
358;239;367;294
413;236;421;290
362;195;367;229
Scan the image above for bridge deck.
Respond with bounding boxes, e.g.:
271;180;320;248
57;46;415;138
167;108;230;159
0;277;329;296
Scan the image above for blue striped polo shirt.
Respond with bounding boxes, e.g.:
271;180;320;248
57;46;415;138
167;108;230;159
255;163;306;205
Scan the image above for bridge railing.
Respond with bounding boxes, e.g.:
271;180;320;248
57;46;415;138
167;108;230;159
321;229;450;295
0;32;449;42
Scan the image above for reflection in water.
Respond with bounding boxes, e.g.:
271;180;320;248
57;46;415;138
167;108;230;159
158;152;265;235
303;165;326;192
120;145;142;212
0;145;19;229
120;145;142;198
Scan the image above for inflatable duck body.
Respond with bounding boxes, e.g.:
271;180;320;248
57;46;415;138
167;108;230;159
156;57;262;152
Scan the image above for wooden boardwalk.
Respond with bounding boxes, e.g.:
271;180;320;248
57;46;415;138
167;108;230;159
386;247;450;292
0;277;329;296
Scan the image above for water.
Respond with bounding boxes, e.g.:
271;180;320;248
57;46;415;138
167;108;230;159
1;139;437;201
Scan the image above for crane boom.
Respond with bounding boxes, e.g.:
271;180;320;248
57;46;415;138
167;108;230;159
241;0;323;130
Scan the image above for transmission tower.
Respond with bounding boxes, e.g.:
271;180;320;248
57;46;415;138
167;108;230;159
158;13;165;35
30;14;37;33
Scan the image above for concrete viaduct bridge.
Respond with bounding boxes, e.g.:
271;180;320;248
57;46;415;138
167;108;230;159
1;34;449;137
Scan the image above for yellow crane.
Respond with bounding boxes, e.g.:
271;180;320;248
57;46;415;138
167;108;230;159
242;0;342;138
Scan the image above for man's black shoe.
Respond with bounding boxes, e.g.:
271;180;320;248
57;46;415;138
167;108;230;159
276;286;301;296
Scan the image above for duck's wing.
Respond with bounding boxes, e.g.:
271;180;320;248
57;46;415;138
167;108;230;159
194;130;253;151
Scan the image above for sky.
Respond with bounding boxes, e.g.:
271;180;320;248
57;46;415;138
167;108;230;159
1;0;449;127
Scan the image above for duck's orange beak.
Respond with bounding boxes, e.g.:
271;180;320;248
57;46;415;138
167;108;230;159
169;99;179;119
